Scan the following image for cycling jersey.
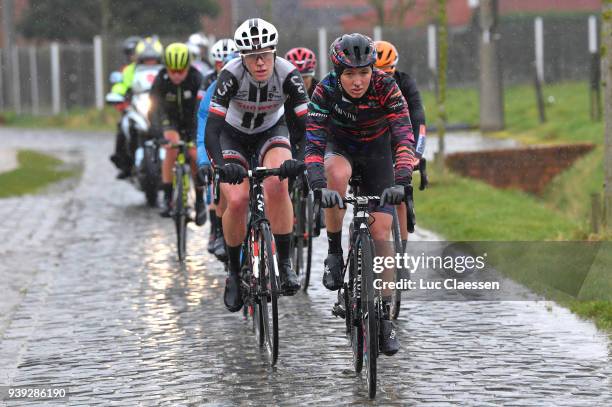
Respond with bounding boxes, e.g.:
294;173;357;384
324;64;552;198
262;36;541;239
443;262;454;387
286;77;319;158
196;80;217;167
205;57;309;166
393;70;426;142
111;62;136;96
305;69;418;190
149;66;203;140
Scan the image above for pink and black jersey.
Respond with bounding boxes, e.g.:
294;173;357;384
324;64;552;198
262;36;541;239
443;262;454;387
305;69;418;189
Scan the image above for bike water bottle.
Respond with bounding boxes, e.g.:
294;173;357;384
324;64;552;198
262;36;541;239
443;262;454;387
415;125;426;158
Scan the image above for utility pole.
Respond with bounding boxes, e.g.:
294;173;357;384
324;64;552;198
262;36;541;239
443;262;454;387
2;0;15;110
478;0;504;131
434;0;448;172
602;1;612;232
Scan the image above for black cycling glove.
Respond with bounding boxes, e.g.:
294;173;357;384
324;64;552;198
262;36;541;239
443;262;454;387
221;163;247;185
319;188;345;209
380;185;405;206
278;159;305;180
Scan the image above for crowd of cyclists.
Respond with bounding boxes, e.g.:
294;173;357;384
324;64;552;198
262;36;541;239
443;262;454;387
106;18;426;361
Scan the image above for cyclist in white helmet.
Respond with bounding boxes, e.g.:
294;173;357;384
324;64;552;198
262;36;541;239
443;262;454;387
187;32;214;76
205;18;309;312
203;38;238;90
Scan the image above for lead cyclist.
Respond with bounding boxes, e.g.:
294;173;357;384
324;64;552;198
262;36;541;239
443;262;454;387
205;18;309;312
305;33;419;355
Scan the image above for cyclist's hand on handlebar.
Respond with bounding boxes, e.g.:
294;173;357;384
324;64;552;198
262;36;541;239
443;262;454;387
380;185;405;206
220;163;247;184
319;188;345;209
278;159;305;180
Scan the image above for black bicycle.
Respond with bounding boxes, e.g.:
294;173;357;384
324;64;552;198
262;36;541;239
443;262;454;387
217;163;302;366
326;178;416;399
162;140;195;262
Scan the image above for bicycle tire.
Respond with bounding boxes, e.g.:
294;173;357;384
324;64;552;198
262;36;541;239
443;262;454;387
258;222;279;366
351;230;363;374
360;230;378;399
303;192;314;291
390;207;403;320
292;187;305;280
174;164;187;262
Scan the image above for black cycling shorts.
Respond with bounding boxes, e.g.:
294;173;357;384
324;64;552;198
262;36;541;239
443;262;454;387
221;119;291;169
324;133;394;215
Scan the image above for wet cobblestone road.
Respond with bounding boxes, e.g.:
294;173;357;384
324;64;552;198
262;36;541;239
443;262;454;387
0;129;610;406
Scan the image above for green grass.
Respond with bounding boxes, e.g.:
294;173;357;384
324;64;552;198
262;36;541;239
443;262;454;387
0;150;78;198
0;107;118;132
419;81;611;329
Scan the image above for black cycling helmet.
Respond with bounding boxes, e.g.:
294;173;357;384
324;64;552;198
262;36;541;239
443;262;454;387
329;33;376;74
122;36;142;57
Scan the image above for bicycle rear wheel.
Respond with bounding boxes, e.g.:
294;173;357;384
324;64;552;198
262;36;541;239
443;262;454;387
360;231;378;399
257;222;279;366
174;165;187;262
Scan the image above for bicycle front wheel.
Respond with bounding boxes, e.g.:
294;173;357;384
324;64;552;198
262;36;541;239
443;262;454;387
360;231;378;399
257;222;279;366
173;165;187;261
390;207;403;320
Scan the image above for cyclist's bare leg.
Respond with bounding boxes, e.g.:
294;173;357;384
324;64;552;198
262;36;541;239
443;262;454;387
370;212;394;300
324;155;351;233
262;147;293;234
162;130;180;183
220;182;249;246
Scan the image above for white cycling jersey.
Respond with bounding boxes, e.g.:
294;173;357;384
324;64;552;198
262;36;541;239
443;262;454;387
209;57;309;135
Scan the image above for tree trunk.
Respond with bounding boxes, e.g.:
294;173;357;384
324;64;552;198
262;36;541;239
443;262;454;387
602;1;612;232
479;0;504;131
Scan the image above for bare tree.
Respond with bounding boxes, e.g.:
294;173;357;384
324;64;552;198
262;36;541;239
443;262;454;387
367;0;416;27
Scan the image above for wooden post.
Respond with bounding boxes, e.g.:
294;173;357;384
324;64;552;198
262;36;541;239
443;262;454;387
591;193;601;234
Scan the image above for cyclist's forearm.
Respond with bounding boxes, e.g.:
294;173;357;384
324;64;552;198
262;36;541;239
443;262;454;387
204;115;225;167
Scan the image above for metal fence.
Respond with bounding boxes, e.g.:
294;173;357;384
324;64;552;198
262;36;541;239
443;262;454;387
0;14;601;115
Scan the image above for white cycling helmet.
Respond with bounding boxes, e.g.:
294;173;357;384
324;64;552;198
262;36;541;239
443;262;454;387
234;18;278;52
186;42;201;59
210;38;238;62
188;32;209;48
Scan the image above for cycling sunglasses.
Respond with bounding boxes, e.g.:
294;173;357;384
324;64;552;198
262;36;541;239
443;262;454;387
168;67;188;75
241;49;275;63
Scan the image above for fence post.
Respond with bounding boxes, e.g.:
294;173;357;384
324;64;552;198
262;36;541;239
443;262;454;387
318;27;328;79
534;17;546;123
427;24;437;92
373;26;382;42
591;193;602;234
0;50;4;111
94;35;104;110
29;46;40;115
51;42;61;114
11;46;21;114
589;15;601;121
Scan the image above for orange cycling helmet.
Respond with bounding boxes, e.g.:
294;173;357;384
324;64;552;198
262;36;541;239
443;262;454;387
374;40;399;73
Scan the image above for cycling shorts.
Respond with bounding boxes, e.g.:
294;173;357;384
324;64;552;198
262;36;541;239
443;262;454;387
220;119;291;169
324;133;394;215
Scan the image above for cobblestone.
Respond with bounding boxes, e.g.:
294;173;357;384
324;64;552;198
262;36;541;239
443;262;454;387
0;128;610;405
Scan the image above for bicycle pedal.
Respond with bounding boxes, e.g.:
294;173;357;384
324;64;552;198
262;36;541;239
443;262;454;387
332;303;346;319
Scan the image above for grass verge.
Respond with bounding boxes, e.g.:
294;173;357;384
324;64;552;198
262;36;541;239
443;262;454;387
0;150;79;198
419;81;610;330
0;107;118;132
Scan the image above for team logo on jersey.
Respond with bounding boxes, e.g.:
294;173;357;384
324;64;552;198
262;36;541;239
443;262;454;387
165;93;177;102
184;90;192;99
